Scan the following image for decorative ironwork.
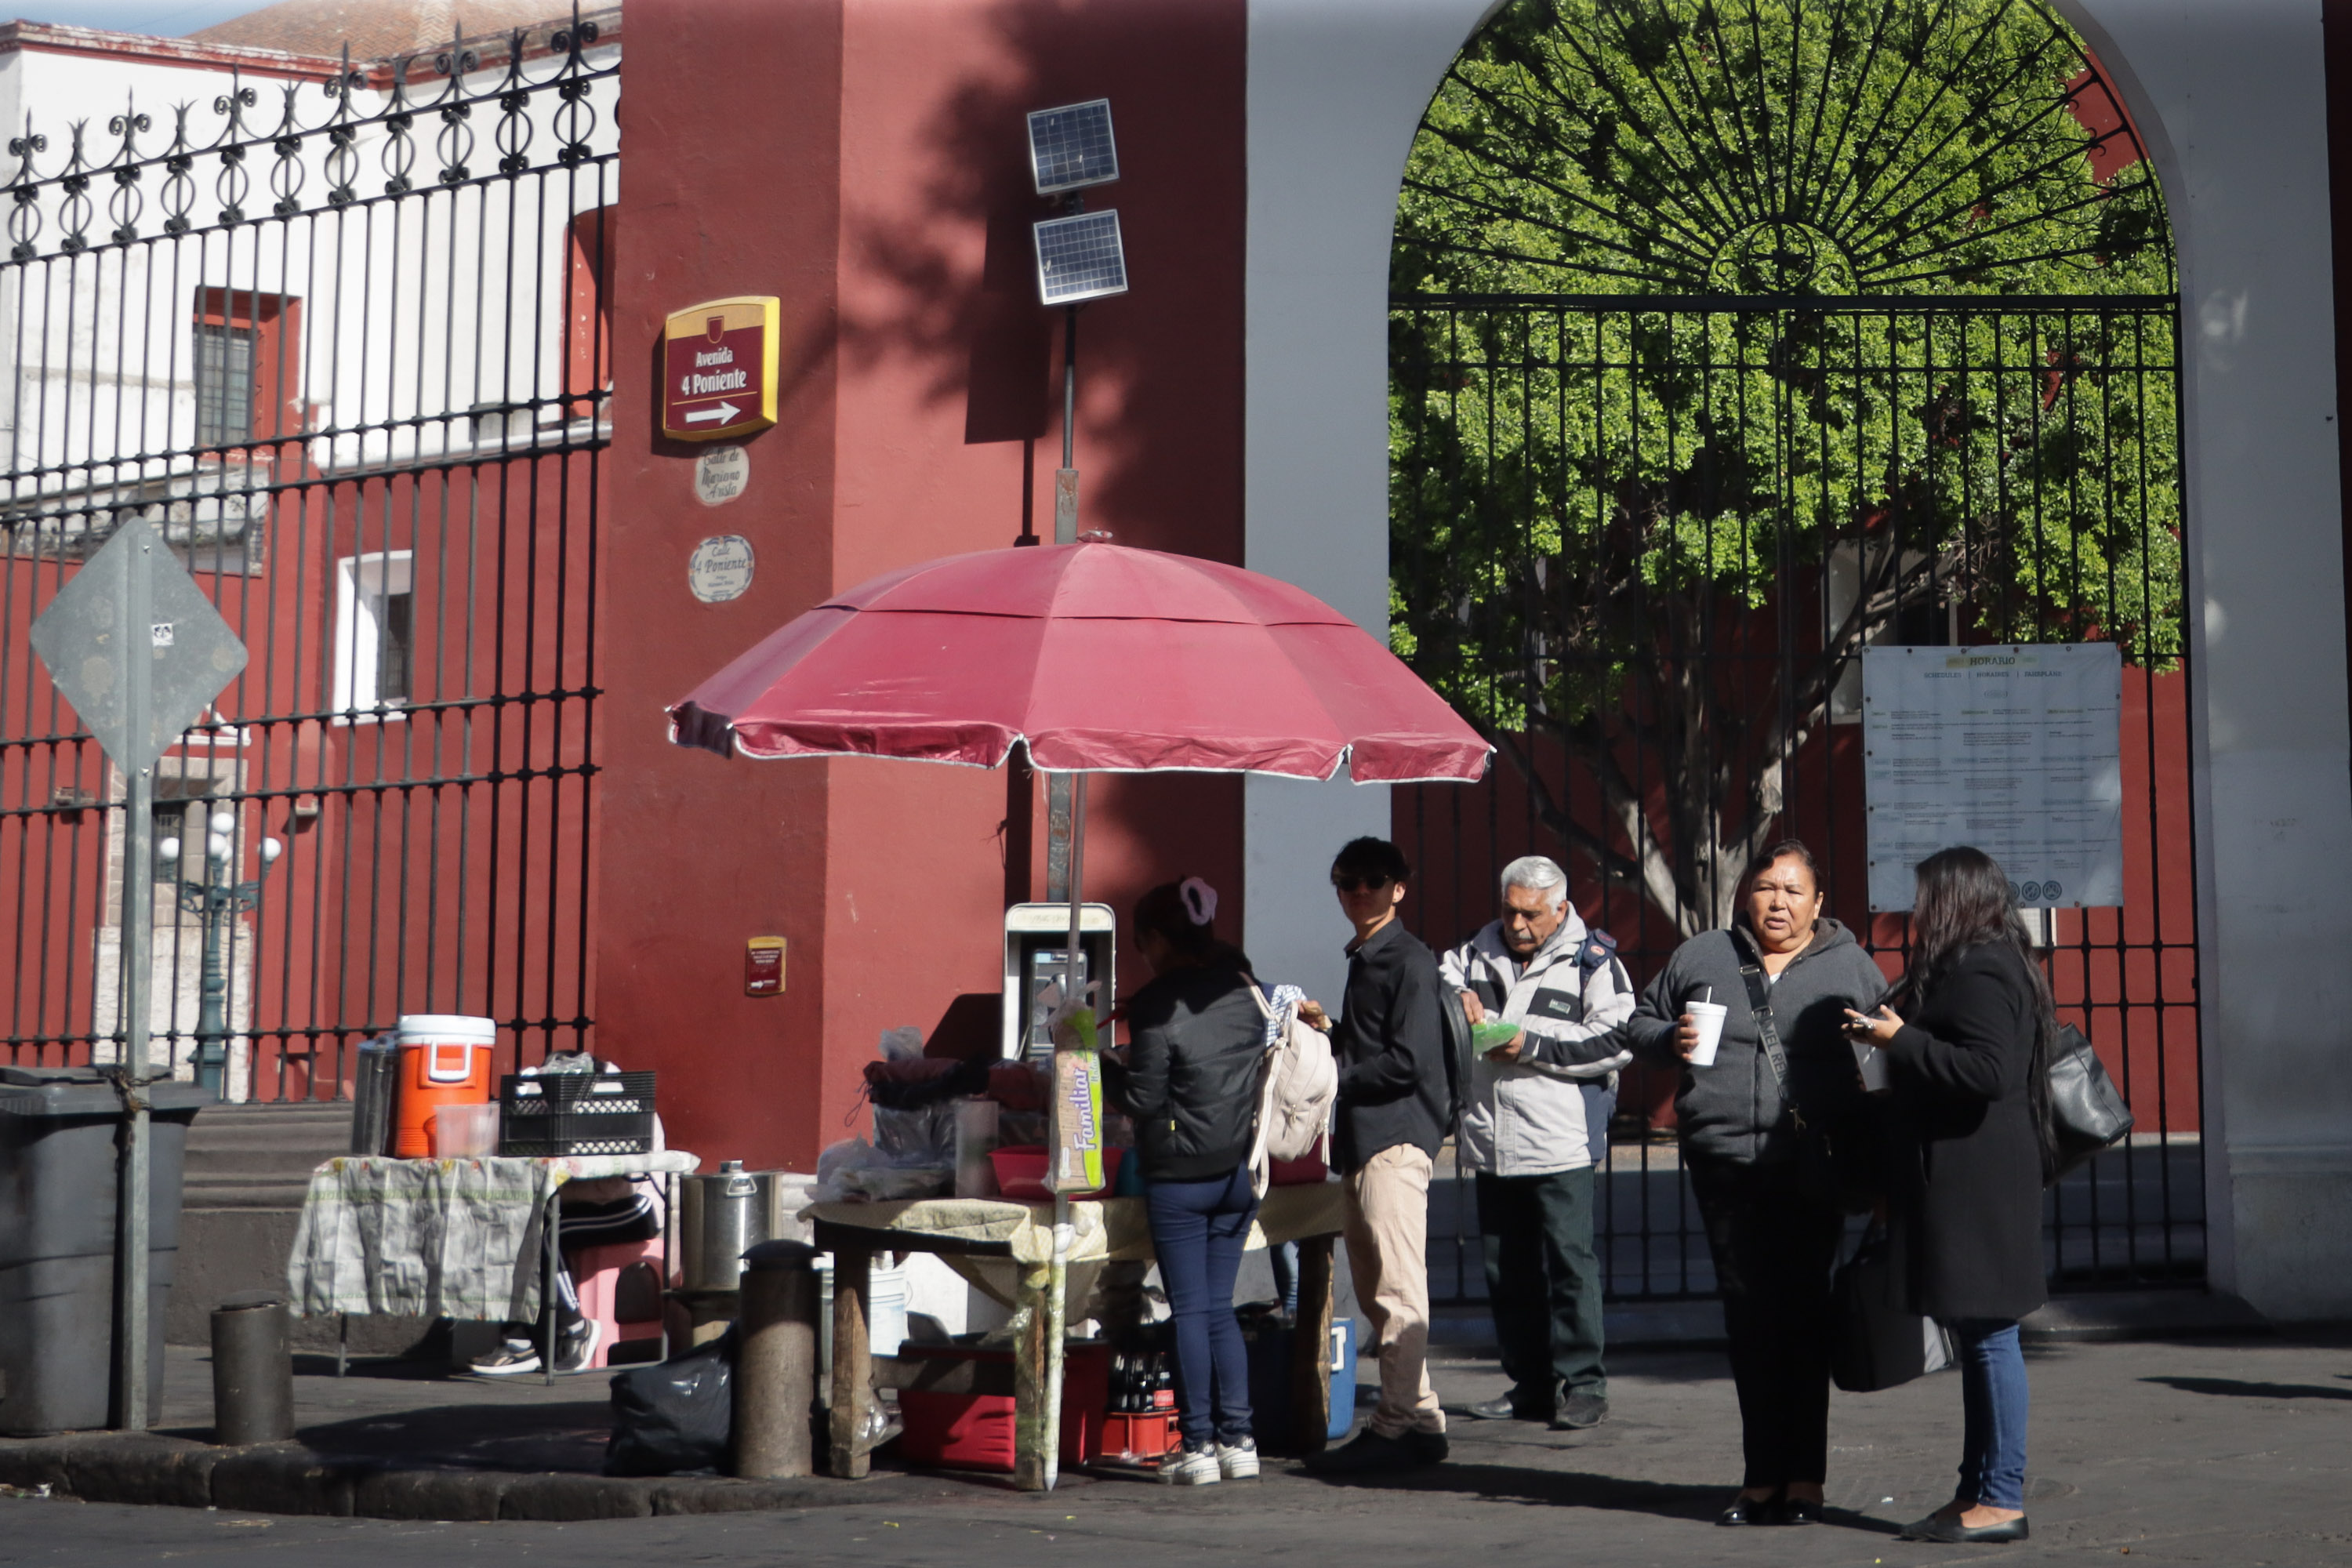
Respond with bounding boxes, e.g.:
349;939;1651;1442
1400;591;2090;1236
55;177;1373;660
1390;0;2199;1301
0;6;619;1101
1395;0;2170;298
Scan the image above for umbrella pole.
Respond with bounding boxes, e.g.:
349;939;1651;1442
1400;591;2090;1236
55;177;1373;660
1044;771;1087;1490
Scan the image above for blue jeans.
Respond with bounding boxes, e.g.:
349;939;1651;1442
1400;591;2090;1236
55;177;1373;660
1949;1319;2029;1509
1145;1163;1259;1445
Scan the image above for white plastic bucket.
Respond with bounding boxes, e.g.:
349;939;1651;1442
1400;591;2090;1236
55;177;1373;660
397;1014;497;1083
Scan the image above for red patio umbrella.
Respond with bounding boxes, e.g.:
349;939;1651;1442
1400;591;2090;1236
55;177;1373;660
666;538;1490;783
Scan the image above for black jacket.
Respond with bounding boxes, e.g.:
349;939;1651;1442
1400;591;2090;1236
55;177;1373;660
1330;920;1450;1173
1104;960;1265;1184
1886;940;2049;1322
1624;920;1888;1166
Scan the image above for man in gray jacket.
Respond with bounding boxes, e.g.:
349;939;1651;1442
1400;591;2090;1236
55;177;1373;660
1439;855;1634;1430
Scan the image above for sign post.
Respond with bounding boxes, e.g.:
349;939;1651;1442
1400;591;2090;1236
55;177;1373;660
29;518;246;1430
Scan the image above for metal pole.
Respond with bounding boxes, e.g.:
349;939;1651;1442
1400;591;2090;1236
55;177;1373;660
1044;771;1087;1491
114;533;157;1432
194;855;229;1094
1046;306;1080;900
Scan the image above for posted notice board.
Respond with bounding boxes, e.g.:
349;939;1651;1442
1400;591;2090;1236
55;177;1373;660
1862;643;2124;911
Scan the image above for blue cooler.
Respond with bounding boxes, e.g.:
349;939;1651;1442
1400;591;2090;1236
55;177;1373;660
1236;1313;1359;1450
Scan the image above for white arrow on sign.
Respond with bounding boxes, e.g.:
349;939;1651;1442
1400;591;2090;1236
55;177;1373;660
684;400;741;426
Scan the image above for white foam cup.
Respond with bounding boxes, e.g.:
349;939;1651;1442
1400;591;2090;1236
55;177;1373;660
1685;1001;1728;1067
1853;1038;1891;1092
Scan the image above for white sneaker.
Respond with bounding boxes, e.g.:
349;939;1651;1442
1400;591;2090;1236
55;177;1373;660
1216;1438;1260;1480
1160;1443;1221;1486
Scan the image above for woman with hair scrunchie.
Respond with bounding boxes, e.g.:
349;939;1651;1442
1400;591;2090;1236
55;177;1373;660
1101;876;1281;1487
1846;846;2051;1544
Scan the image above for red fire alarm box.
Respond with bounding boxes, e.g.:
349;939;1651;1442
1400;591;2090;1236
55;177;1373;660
745;936;786;996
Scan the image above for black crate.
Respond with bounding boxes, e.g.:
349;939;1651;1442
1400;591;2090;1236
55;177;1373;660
498;1070;655;1156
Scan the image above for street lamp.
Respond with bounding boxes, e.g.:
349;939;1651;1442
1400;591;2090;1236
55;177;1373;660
157;808;281;1094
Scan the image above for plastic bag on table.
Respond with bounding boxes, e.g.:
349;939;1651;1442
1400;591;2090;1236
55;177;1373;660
812;1135;950;1203
873;1102;956;1167
877;1025;926;1062
604;1329;733;1476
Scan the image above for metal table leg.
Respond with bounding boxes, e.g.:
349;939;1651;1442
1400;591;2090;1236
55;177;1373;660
336;1312;349;1379
543;1189;559;1387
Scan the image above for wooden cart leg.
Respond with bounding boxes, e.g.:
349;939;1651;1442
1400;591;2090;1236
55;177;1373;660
1011;1260;1052;1492
827;1247;872;1479
1288;1234;1336;1456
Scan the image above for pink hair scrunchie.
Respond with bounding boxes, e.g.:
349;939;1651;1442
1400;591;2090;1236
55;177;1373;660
1178;876;1218;926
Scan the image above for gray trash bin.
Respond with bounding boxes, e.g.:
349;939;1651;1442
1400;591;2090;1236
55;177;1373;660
0;1065;212;1434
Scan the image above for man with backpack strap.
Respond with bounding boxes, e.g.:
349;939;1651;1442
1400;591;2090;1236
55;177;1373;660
1298;837;1453;1476
1442;855;1634;1431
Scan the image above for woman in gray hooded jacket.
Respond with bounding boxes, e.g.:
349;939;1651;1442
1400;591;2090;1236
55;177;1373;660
1621;840;1888;1526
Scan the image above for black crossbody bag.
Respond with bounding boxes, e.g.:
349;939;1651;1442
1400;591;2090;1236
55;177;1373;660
1737;960;1878;1214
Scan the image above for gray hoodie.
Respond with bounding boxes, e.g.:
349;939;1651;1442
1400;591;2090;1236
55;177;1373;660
1621;919;1889;1167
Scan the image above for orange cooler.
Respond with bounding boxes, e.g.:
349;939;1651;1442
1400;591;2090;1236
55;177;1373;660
391;1014;497;1157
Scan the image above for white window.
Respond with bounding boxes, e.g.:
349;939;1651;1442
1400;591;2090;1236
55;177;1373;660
332;552;415;719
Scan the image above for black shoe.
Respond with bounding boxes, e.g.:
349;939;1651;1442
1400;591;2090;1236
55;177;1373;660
1403;1428;1449;1465
1717;1490;1779;1526
1302;1429;1423;1476
1551;1392;1609;1430
1773;1494;1824;1526
1468;1385;1555;1422
1896;1513;2030;1543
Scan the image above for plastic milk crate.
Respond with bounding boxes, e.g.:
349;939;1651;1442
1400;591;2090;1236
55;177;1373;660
497;1071;657;1156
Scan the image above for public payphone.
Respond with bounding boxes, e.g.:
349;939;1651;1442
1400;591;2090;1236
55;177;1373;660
1000;902;1115;1063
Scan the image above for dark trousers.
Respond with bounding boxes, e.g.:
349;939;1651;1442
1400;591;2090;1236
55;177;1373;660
1475;1167;1606;1405
1688;1156;1844;1489
1146;1163;1260;1445
511;1189;661;1339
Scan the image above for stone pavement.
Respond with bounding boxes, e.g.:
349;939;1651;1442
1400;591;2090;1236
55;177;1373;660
3;1325;2350;1563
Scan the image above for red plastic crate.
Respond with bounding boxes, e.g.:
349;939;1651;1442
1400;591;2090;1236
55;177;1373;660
1100;1410;1181;1461
897;1341;1110;1472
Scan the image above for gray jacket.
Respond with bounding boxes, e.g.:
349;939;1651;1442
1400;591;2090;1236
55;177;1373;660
1441;911;1635;1177
1621;920;1888;1167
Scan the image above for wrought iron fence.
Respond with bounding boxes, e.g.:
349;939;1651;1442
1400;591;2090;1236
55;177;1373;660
0;13;618;1100
1390;292;2199;1299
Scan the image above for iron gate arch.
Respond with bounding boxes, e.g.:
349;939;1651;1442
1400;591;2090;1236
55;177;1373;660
1387;0;2198;1301
0;14;617;1100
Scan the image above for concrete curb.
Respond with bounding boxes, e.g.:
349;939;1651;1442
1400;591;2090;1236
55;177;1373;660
0;1433;920;1521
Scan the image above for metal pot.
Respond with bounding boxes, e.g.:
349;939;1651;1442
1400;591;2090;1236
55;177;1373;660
678;1163;811;1291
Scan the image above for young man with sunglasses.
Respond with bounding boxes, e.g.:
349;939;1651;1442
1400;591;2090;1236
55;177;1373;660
1298;837;1452;1475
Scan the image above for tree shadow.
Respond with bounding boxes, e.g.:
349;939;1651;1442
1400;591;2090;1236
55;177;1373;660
1304;1461;1902;1534
2143;1375;2352;1402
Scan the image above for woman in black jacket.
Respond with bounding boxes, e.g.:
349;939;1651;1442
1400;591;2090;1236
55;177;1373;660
1102;877;1268;1487
1621;840;1889;1526
1846;846;2049;1545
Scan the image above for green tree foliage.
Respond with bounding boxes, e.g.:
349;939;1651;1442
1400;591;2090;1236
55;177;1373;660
1389;0;2180;932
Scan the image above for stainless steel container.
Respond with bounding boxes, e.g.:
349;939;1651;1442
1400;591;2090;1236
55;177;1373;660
679;1163;811;1291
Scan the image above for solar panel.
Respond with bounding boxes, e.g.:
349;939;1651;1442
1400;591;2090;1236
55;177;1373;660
1027;99;1119;195
1033;210;1129;306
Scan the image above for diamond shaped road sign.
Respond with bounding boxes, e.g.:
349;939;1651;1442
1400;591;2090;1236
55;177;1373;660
29;517;246;773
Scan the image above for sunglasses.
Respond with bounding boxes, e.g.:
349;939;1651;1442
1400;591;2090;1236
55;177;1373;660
1331;876;1394;895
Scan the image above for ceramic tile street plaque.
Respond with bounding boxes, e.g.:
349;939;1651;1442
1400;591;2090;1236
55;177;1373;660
689;535;755;603
1862;642;2124;910
662;296;779;442
30;517;247;771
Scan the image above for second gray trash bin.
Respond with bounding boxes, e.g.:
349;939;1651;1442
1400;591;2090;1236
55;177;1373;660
0;1065;212;1435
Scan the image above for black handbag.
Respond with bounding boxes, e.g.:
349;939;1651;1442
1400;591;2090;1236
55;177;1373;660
1737;960;1878;1214
1829;1218;1954;1393
2044;1022;2133;1182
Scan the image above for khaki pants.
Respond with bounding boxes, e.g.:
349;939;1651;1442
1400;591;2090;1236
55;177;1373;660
1342;1142;1445;1437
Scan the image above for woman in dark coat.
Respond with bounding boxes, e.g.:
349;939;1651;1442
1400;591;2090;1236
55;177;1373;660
1621;840;1889;1526
1846;846;2049;1545
1101;877;1268;1487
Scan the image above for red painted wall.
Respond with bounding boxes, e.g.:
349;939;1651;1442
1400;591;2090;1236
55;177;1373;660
602;0;1246;1169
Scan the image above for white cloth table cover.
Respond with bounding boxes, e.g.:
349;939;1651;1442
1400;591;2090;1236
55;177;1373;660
288;1152;701;1322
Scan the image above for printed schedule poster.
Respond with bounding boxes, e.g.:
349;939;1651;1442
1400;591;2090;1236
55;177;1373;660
1862;643;2125;911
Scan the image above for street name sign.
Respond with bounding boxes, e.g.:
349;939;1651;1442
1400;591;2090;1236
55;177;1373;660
662;296;779;441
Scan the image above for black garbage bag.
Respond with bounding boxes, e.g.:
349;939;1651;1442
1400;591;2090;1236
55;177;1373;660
604;1329;734;1476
